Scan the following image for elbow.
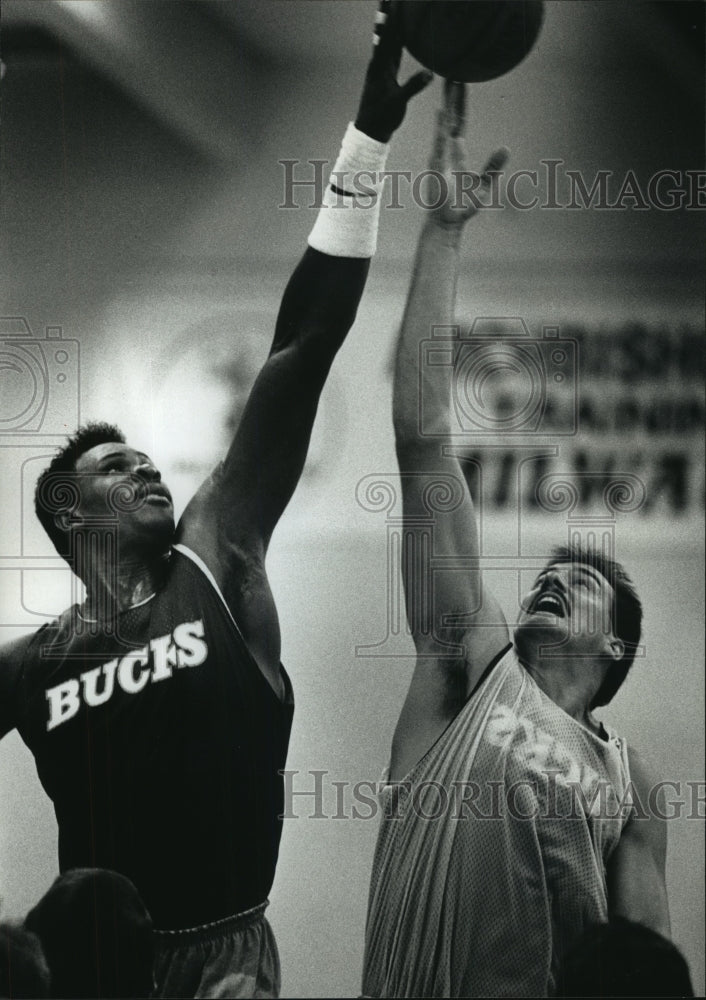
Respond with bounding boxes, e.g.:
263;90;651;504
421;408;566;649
267;333;337;386
392;406;418;450
393;364;451;448
271;310;356;371
393;406;450;456
392;378;427;449
393;424;444;473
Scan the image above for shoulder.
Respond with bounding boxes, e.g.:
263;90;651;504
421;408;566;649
1;619;69;670
623;744;667;855
0;631;38;735
1;609;80;678
169;542;258;603
1;631;37;674
176;480;266;598
466;639;517;699
626;744;659;799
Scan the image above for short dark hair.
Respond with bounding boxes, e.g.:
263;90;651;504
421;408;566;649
25;868;154;999
34;423;126;559
549;541;642;708
0;921;50;999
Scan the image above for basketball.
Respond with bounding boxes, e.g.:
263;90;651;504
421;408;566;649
398;1;545;83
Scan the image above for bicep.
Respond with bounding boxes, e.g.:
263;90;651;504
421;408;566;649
608;751;671;937
608;821;670;937
388;445;509;780
396;442;509;675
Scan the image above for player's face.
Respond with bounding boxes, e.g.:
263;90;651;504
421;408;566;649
70;442;175;551
515;561;618;660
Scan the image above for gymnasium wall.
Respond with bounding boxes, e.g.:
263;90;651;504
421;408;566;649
1;2;703;996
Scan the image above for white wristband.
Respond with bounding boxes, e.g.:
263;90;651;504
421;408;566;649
308;122;390;258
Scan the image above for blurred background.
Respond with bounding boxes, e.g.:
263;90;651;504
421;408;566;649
0;1;703;995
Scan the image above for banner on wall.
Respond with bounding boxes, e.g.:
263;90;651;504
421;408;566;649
428;318;705;516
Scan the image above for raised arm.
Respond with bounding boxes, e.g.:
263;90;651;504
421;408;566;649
204;246;371;552
177;5;430;692
390;84;510;779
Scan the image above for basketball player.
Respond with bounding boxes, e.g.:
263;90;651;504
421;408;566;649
362;82;670;998
0;9;430;998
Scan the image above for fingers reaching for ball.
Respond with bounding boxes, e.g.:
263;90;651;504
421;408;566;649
369;1;403;78
429;81;468;173
428;82;467;173
480;147;511;184
355;0;433;144
444;80;466;139
425;82;510;228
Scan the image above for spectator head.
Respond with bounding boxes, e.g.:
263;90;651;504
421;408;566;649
25;868;154;999
558;918;694;997
0;921;50;999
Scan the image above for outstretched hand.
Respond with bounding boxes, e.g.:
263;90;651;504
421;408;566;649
426;80;509;228
355;0;433;144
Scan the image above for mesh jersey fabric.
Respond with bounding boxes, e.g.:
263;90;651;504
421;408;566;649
15;545;294;930
362;646;631;998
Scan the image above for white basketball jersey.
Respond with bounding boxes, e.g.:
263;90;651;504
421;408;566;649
363;648;631;998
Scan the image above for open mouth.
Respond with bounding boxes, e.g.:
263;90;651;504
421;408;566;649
146;490;172;506
531;592;567;618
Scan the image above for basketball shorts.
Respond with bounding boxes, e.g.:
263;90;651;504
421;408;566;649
152;901;280;999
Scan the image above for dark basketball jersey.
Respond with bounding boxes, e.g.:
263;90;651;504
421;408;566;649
15;545;294;930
